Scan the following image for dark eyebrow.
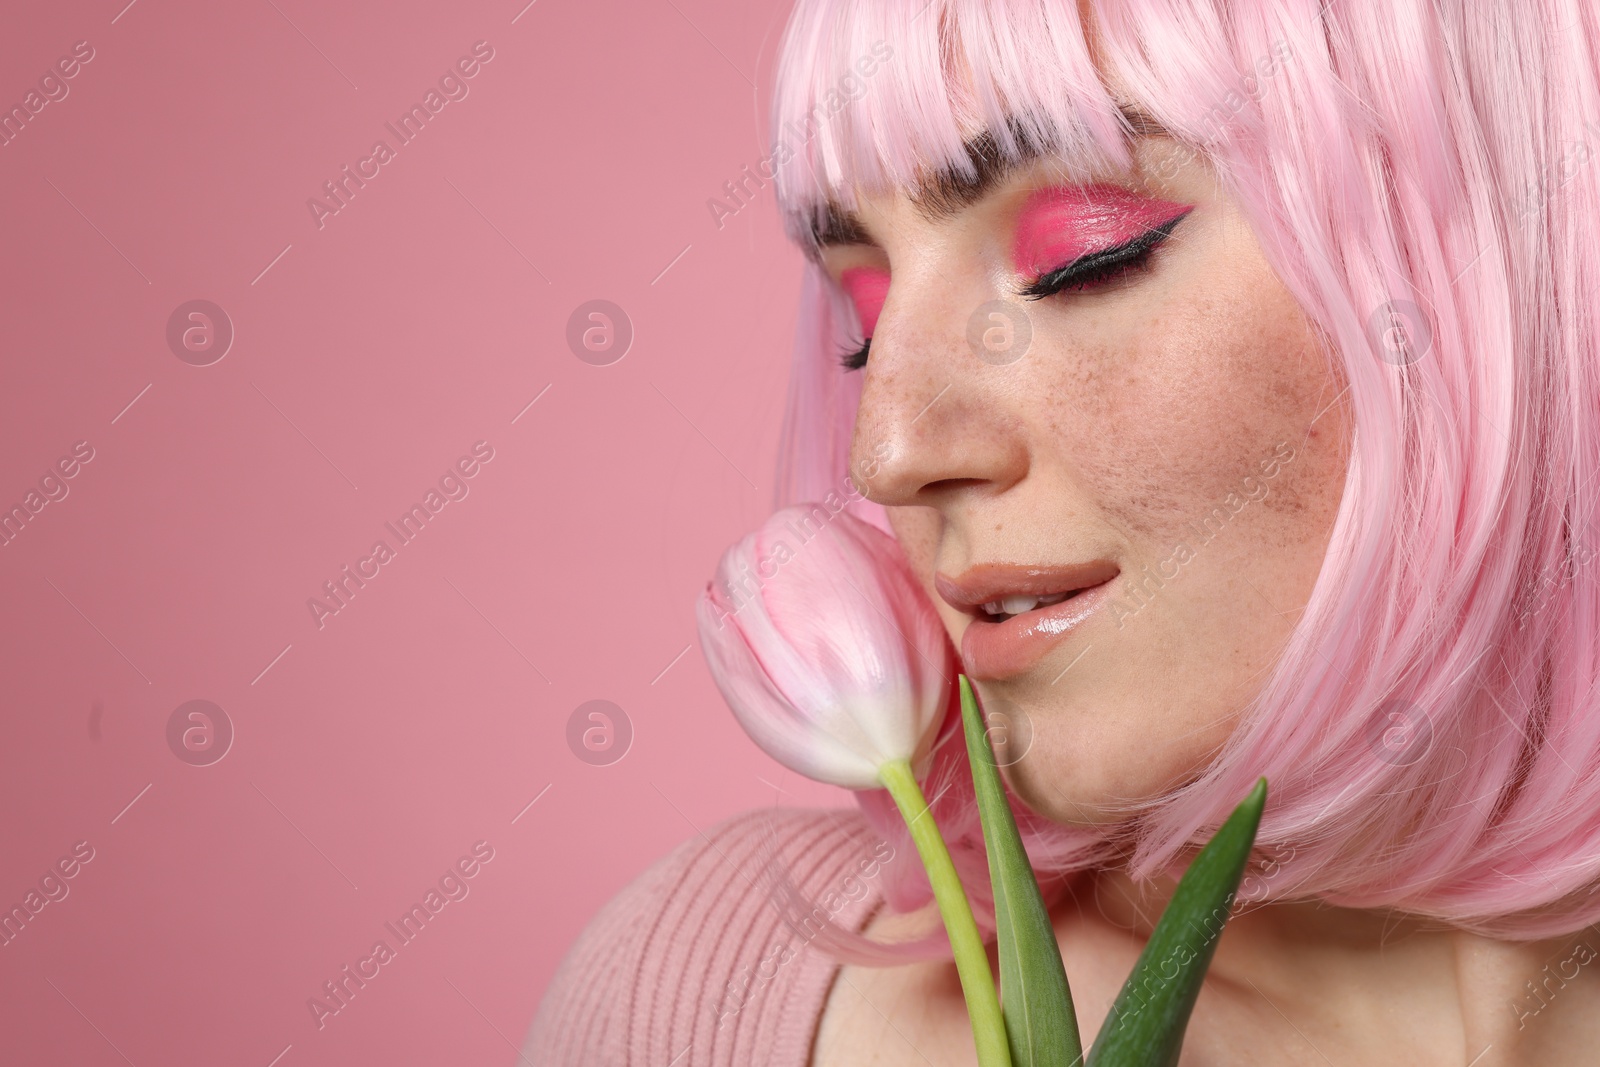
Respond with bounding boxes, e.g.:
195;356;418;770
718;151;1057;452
809;103;1168;251
811;201;872;247
911;126;1044;221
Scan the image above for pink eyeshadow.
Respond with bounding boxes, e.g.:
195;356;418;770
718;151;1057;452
1012;184;1193;277
840;266;890;336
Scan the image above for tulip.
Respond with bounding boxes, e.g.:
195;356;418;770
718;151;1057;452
696;504;1012;1067
695;504;952;787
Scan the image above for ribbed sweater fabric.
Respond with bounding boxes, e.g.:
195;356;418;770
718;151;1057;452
522;807;887;1066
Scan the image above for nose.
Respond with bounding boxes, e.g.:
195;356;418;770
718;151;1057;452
847;285;1031;508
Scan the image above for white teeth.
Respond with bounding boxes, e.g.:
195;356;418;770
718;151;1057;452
981;591;1074;617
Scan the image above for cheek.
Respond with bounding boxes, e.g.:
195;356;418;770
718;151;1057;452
1050;263;1343;550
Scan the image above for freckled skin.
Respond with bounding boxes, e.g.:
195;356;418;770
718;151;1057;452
810;139;1600;1067
828;139;1351;823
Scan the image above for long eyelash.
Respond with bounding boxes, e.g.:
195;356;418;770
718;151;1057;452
837;210;1190;372
1018;209;1192;300
838;337;871;371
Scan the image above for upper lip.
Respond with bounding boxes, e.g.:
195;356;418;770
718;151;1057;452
935;561;1121;615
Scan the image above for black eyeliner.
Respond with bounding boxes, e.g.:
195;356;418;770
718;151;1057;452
1018;208;1193;300
840;208;1192;371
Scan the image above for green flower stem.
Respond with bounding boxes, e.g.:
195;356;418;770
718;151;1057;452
878;757;1013;1067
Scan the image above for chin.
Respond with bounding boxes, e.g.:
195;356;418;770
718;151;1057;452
990;689;1230;828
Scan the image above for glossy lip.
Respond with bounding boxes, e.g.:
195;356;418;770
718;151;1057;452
937;561;1120;681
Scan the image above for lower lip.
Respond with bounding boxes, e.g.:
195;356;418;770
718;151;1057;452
959;580;1115;681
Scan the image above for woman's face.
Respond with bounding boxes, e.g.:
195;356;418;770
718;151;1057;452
818;134;1350;823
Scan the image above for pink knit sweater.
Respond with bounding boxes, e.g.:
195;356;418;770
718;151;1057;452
522;807;889;1065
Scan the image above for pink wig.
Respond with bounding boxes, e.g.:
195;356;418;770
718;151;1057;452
766;0;1600;939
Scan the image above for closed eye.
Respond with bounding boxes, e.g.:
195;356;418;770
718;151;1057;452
837;209;1190;371
1017;208;1192;300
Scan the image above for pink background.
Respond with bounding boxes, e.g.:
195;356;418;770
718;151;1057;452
0;0;846;1063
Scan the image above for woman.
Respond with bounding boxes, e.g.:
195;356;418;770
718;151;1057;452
526;0;1600;1062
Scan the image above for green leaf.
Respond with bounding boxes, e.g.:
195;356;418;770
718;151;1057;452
1086;777;1268;1067
960;676;1085;1067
